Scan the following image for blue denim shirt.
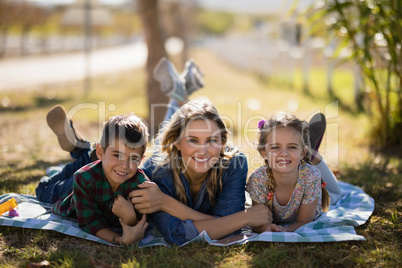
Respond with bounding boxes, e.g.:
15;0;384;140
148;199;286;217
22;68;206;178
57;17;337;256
142;151;248;245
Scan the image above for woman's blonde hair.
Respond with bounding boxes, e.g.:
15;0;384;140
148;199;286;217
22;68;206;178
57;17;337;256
157;98;234;206
257;112;330;212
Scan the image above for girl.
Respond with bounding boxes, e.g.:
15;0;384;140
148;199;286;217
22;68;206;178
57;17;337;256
246;112;333;232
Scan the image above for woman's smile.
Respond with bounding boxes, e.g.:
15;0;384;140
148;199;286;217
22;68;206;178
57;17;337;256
175;119;223;180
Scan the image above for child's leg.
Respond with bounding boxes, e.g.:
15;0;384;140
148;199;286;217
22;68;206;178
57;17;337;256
308;113;341;204
313;157;342;204
36;148;93;203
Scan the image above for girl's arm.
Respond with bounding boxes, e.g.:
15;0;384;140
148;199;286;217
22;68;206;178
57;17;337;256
282;197;318;232
191;203;271;239
132;183;272;240
138;153;273;245
151;203;272;245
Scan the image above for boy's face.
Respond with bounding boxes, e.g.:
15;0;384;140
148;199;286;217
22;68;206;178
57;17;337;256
96;139;144;192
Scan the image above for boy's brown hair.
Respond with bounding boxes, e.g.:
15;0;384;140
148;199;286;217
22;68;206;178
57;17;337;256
100;114;148;154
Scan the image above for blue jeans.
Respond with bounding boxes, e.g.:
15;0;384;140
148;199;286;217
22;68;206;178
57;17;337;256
154;99;180;146
35;146;92;204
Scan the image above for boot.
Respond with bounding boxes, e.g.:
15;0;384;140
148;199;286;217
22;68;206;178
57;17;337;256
308;113;326;162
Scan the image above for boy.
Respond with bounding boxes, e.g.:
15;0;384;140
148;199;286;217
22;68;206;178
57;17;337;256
51;114;149;246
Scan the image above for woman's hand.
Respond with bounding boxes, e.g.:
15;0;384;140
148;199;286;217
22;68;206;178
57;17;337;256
112;194;137;226
129;182;166;214
246;203;273;228
120;214;148;245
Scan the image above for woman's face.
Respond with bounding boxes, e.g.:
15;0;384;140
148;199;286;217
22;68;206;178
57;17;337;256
175;119;223;180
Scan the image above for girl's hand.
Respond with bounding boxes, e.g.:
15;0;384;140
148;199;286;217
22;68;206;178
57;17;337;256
112;194;137;225
129;182;166;214
120;214;148;245
246;204;273;227
266;224;284;232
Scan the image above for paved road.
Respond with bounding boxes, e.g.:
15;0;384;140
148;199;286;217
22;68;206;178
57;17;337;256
0;41;147;92
0;32;325;93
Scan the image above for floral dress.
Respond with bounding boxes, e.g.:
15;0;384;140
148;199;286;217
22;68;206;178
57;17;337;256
246;161;323;224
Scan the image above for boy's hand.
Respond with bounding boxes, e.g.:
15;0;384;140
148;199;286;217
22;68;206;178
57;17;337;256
129;182;165;214
112;194;137;225
120;214;148;245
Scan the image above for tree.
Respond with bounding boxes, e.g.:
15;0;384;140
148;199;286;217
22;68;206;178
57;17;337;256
0;0;18;58
308;0;402;151
136;0;168;137
17;1;48;56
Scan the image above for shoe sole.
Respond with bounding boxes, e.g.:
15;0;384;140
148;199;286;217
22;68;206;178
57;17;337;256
183;60;204;95
153;58;175;94
309;113;326;159
46;105;76;152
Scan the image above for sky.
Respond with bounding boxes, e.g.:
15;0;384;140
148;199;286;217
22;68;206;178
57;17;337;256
28;0;127;5
27;0;316;13
198;0;314;14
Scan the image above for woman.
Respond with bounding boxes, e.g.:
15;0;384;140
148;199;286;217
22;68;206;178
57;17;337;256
129;98;271;245
37;58;272;245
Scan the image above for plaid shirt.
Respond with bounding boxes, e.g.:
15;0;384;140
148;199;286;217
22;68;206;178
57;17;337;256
52;160;149;235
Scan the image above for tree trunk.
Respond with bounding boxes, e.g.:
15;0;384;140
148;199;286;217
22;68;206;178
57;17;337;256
136;0;168;138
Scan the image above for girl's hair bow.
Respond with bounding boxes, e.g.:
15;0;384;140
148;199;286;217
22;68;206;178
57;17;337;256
258;119;267;129
321;182;327;188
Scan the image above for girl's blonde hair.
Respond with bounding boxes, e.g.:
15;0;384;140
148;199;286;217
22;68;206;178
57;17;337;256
257;112;330;212
157;98;235;206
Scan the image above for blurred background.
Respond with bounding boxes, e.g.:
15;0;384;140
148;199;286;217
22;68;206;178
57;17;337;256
0;0;319;94
0;0;400;156
1;2;400;266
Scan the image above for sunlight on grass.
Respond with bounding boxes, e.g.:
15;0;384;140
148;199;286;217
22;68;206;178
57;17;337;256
0;48;400;268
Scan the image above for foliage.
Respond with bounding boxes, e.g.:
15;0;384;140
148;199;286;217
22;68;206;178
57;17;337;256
306;0;402;151
197;10;236;35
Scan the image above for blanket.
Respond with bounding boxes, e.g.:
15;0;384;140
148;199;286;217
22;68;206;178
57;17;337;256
0;182;374;247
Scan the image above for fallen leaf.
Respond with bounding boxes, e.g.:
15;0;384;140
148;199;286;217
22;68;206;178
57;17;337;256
27;260;50;268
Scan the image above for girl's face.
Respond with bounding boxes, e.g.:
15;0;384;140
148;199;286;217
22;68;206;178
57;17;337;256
175;119;223;181
260;126;307;178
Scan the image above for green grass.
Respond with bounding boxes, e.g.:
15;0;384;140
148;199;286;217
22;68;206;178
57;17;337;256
0;49;401;267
